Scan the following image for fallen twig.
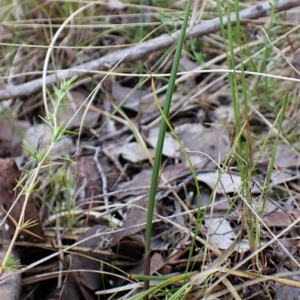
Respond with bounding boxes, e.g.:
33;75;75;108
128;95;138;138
0;0;298;101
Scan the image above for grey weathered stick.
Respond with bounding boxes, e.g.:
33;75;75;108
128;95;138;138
0;0;298;101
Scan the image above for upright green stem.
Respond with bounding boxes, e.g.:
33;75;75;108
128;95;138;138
143;0;192;296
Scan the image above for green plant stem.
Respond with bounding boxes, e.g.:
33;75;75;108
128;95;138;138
143;0;192;296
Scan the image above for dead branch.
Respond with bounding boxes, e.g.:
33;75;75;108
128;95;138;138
0;0;298;101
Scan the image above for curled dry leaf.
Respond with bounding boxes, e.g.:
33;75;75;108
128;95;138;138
196;172;242;194
110;142;154;163
146;127;181;158
197;191;232;213
59;272;88;300
197;171;262;194
226;209;300;227
205;218;250;252
175;124;230;168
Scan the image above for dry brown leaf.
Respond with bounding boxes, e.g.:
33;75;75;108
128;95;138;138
263;210;297;226
196;172;242;194
61;225;111;300
292;48;300;79
286;6;300;23
274;266;300;300
111;239;144;262
111;199;150;245
57;90;100;129
147;127;181;158
112;80;156;115
110;142;154;163
175;124;230;168
115;252;165;287
251;197;278;215
115;169;153;199
179;54;199;72
0;159;44;242
274;144;300;168
0;205;21;300
226;209;300;227
70;155;118;202
129;252;165;276
59;271;85;300
0;159;46;300
205;218;250;252
70;156;102;199
198;191;231;212
22;124;74;159
269;238;295;263
0;259;21;300
0;118;30;157
271;169;295;185
178;54;198;90
213;105;234;123
257;144;300;169
115;165;187;200
50;90;99;129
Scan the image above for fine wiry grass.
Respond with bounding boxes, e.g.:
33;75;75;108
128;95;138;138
1;0;300;299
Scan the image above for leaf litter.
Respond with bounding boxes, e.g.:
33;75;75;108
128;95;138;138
1;1;300;300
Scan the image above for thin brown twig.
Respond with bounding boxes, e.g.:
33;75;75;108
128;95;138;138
0;0;298;101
